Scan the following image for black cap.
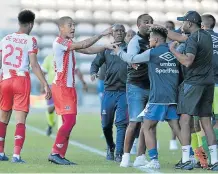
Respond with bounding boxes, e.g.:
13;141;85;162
177;11;202;24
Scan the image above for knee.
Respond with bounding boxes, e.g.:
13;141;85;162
179;114;191;126
102;122;113;131
127;122;139;132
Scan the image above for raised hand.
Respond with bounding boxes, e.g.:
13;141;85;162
100;27;113;36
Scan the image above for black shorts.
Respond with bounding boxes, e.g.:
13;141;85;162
177;83;214;117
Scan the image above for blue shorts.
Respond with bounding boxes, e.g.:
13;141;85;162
127;83;149;122
143;104;179;121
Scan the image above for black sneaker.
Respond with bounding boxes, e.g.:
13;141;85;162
114;154;122;163
194;161;202;168
208;162;218;171
46;126;53;136
106;145;115;161
48;154;69;165
62;158;77;165
0;154;9;161
175;159;182;169
176;161;193;170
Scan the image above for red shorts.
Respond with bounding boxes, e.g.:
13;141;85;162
52;84;77;115
0;76;31;112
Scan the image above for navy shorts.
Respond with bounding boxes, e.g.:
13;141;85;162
139;104;179;121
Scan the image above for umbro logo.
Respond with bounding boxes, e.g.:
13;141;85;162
15;135;23;140
102;110;106;115
211;35;218;44
159;52;176;62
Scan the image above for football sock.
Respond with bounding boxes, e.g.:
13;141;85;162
209;145;218;165
46;111;55;127
0;122;7;153
148;148;158;160
14;123;26;156
182;145;191;163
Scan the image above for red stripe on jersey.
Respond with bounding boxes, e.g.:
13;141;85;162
8;70;29;78
72;51;76;86
56;37;71;51
55;50;69;87
28;50;38;54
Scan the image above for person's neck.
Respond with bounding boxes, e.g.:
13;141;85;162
156;41;165;47
190;27;200;34
60;33;67;39
138;31;149;39
17;28;28;35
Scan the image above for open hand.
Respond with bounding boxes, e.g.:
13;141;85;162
101;27;113;36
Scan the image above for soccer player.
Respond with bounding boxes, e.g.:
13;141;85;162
90;24;128;162
0;10;51;163
120;14;153;168
48;16;113;165
125;29;136;44
114;27;182;169
168;11;218;170
41;54;88;136
201;14;218;162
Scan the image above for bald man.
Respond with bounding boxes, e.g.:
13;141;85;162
125;29;136;44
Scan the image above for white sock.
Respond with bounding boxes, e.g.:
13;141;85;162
0;152;4;156
13;154;20;159
182;145;190;163
123;153;130;157
209;145;218;165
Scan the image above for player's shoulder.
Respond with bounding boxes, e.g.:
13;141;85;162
53;37;69;46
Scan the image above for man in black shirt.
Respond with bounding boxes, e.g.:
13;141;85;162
169;11;218;171
90;24;128;163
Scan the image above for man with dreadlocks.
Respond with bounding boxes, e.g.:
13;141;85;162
114;27;182;169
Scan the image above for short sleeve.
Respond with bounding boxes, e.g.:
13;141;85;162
185;35;198;56
54;37;72;51
28;36;38;54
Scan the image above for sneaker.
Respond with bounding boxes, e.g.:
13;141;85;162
175;159;182;169
169;140;178;150
133;154;149;167
194;161;202;168
106;146;115;161
176;161;193;170
208;162;218;171
11;157;25;163
62;158;77;165
0;154;9;161
141;159;160;169
115;154;122;163
46;126;53;136
195;146;208;169
130;144;137;155
48;154;69;165
120;153;131;167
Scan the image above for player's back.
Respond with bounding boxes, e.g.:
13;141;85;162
0;33;37;80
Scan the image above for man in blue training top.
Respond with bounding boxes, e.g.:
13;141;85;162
114;27;182;169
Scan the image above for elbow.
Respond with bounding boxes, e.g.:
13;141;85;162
184;60;193;67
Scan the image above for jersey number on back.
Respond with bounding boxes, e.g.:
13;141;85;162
3;44;22;68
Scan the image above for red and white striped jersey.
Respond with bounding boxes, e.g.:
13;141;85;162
0;33;38;80
52;37;76;87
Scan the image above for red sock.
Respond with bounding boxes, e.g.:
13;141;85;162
14;123;26;155
0;122;7;153
52;114;76;156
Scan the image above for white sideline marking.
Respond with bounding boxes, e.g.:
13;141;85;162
13;122;163;174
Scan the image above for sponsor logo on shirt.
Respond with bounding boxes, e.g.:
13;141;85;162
56;144;63;148
32;37;38;50
64;106;71;110
211;35;218;54
156;52;179;74
102;110;106;115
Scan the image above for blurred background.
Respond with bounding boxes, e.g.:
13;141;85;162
1;0;218;108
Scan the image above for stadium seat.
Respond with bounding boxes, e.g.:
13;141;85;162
75;10;93;22
75;52;96;61
94;24;111;34
39;47;53;59
56;0;74;9
57;10;75;19
111;11;129;22
79;62;92;74
201;0;218;12
39;9;57;20
38;22;58;35
164;0;183;12
165;12;183;22
146;0;164;12
92;0;110;11
39;35;56;48
129;11;144;23
128;0;146;11
74;0;92;10
149;11;166;23
75;23;94;36
111;0;129;11
21;0;38;8
93;11;111;23
38;0;56;9
123;24;130;31
183;0;201;12
76;35;91;42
